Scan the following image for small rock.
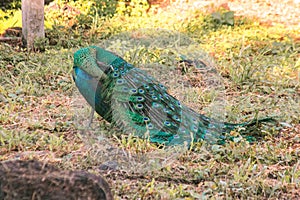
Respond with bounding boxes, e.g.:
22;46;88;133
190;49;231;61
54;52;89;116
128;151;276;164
99;160;118;171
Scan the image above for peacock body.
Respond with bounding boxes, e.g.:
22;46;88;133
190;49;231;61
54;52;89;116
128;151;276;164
73;46;273;146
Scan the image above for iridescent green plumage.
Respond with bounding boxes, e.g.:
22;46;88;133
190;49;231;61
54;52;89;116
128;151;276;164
73;46;274;146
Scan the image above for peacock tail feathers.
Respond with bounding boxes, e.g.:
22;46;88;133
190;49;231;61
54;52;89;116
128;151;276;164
73;46;275;146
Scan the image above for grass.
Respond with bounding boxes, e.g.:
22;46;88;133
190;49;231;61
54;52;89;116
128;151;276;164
0;0;299;199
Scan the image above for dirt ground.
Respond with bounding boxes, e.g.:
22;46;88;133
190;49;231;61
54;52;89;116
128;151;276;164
169;0;300;29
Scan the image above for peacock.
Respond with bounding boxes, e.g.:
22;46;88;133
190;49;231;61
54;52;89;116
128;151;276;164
73;46;274;146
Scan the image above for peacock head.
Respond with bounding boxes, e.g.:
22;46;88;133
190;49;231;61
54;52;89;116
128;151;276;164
73;46;121;79
74;46;103;79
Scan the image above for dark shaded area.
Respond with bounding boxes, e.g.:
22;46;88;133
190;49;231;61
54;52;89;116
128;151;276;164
0;160;113;200
0;27;22;37
0;0;53;10
0;0;21;10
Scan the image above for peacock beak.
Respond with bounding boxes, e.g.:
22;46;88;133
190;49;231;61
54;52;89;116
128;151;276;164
72;66;77;82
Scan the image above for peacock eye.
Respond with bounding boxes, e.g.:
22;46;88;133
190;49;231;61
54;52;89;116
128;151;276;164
134;104;143;110
192;125;198;131
130;89;137;94
152;102;159;108
116;79;124;84
147;123;154;129
169;104;175;110
113;72;119;78
152;95;158;100
172;115;180;121
158;84;165;89
143;117;150;122
138;89;144;94
149;91;155;95
164;121;171;126
137;97;144;101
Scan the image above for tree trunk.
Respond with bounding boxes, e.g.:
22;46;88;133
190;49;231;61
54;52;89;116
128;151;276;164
22;0;45;51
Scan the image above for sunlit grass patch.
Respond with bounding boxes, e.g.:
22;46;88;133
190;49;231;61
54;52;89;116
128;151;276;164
0;9;22;34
